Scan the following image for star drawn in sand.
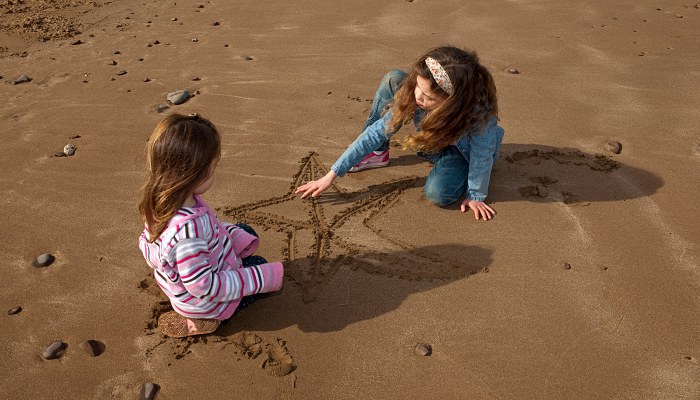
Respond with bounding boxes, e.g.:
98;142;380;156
221;152;474;302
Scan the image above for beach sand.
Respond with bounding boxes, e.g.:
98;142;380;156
1;0;699;398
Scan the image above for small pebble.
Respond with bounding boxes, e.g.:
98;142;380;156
212;21;220;26
55;152;67;157
155;104;170;113
167;90;190;105
563;262;572;270
117;70;127;76
140;382;160;400
675;14;683;18
14;75;32;84
71;39;84;45
7;306;22;315
80;340;105;357
191;38;199;42
197;4;205;8
63;144;77;156
109;60;117;66
113;50;121;54
414;343;432;356
191;76;200;81
506;68;520;74
605;140;622;154
144;78;151;82
69;134;81;139
171;17;178;21
42;341;67;360
223;44;229;47
598;265;608;271
32;253;55;268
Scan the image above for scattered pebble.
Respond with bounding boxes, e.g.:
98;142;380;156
7;306;22;315
414;343;432;356
42;341;67;360
167;90;190;105
109;60;117;66
113;50;121;55
140;382;160;400
14;75;32;85
171;17;178;21
32;253;55;268
69;135;81;139
80;340;105;357
71;39;84;45
191;76;200;81
197;4;205;8
563;262;572;270
675;14;683;18
55;152;67;157
223;44;229;47
155;104;170;113
598;265;608;271
63;144;77;156
144;78;151;82
212;21;220;26
506;68;520;74
191;38;199;42
117;70;127;76
605;140;622;154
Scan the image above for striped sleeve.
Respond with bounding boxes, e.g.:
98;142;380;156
172;238;283;302
220;222;259;258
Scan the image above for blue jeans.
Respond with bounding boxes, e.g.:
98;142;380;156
363;71;469;207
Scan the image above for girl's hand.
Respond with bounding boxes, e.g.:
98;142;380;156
460;199;495;221
295;171;337;199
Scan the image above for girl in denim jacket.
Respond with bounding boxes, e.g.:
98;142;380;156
296;46;504;221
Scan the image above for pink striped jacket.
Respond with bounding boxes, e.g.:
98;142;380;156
139;195;283;320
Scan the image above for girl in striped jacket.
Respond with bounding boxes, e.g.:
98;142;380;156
138;114;284;338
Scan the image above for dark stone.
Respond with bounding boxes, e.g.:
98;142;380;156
32;253;55;268
140;382;160;400
155;104;170;113
43;341;67;360
212;21;220;26
414;343;432;356
80;340;105;357
117;70;127;76
563;262;572;270
7;306;22;315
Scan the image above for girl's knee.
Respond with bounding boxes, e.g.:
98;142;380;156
382;70;407;91
424;184;460;207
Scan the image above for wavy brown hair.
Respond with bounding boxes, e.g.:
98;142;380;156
139;114;220;242
391;46;498;154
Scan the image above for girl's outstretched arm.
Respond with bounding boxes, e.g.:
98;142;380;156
295;170;337;198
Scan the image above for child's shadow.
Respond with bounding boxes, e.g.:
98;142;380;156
490;144;664;204
217;243;491;334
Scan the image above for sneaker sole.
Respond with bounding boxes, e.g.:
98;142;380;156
348;162;389;173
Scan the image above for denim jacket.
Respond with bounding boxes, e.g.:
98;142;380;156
331;108;504;202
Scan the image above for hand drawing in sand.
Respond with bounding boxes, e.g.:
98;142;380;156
221;152;482;303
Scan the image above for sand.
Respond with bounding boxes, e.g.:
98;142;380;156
2;0;699;399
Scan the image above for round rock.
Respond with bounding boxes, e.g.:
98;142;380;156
80;340;105;357
64;144;77;156
167;90;190;105
32;253;55;268
506;68;520;74
605;140;622;154
7;306;22;315
43;341;67;360
414;343;432;356
140;382;160;400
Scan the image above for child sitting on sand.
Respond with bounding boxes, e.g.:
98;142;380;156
296;46;504;220
138;114;284;338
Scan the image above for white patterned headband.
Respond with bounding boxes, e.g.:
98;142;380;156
425;57;454;95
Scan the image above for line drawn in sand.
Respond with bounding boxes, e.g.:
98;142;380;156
221;152;481;303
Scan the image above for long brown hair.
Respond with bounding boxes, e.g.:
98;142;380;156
139;114;220;242
391;46;498;154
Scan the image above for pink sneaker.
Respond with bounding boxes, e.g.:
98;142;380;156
348;150;389;172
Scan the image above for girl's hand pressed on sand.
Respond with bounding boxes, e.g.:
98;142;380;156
295;171;337;199
461;199;495;221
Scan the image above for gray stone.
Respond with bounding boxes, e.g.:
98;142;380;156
63;144;77;156
605;140;622;154
7;306;22;315
140;382;159;400
155;104;170;113
167;90;190;105
414;343;432;356
43;341;67;360
14;75;32;84
32;253;55;268
117;70;127;76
